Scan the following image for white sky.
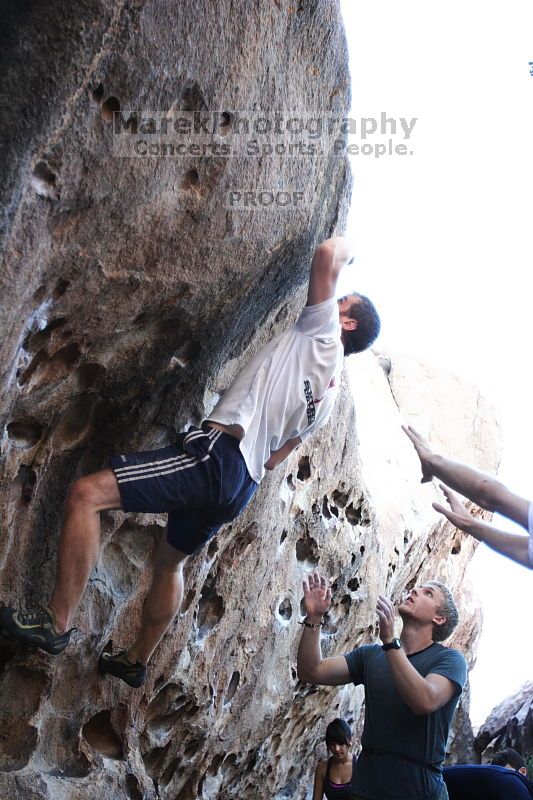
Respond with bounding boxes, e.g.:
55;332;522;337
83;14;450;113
340;0;533;728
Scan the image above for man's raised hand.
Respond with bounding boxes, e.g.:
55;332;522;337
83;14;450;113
402;425;436;484
433;484;478;537
376;594;396;645
302;572;332;622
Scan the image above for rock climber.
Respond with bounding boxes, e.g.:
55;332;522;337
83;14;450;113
0;236;380;688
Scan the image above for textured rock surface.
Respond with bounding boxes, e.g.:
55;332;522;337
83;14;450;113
475;681;533;763
0;1;502;798
0;344;501;798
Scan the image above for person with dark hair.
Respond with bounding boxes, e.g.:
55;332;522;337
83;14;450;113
403;425;533;570
0;237;380;688
312;718;357;800
492;747;529;775
339;293;381;355
443;763;533;799
298;572;466;800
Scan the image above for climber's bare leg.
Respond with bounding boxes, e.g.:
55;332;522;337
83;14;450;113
127;537;188;665
49;469;122;633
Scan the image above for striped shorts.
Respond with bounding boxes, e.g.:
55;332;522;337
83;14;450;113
109;423;257;555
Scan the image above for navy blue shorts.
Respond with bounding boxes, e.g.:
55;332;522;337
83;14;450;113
109;424;257;555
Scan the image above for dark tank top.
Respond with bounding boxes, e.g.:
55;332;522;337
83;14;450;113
324;755;357;799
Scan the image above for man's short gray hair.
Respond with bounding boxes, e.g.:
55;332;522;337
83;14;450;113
427;581;459;642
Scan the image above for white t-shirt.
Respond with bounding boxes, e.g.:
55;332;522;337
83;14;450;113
527;503;533;567
208;297;344;483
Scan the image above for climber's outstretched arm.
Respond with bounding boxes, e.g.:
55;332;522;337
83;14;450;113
306;236;354;306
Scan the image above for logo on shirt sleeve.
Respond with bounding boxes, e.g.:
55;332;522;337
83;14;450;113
304;380;316;425
304;377;337;425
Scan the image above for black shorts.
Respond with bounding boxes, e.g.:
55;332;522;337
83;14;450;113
109;424;257;555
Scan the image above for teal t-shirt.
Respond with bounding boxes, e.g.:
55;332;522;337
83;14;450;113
344;642;467;800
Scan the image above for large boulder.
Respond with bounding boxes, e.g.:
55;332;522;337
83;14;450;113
475;681;533;763
0;1;502;797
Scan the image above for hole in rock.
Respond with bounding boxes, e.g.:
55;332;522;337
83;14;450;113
32;283;47;302
184;739;202;758
160;757;180;786
75;362;107;390
147;706;192;738
295;536;319;566
125;773;143;800
178;776;198;800
24;317;67;353
332;489;349;508
82;710;123;759
181;168;200;192
146;683;186;720
345;502;361;525
197;581;224;636
451;544;461;555
220;753;237;775
286;474;296;491
22;342;82;389
142;741;170;776
18;348;47;386
360;545;365;555
207;539;218;558
91;83;104;102
218;111;231;134
101;96;121;122
291;667;297;681
207;753;225;777
340;594;352;609
12;465;37;504
31;161;57;197
224;671;240;704
6;419;43;448
350;553;356;565
347;577;360;592
278;598;293;621
322;496;332;519
53;279;70;298
296;456;311;481
180;81;207;112
176;338;201;365
279;529;288;545
52;393;102;448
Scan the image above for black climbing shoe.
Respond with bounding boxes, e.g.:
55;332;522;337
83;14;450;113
0;605;73;654
98;650;146;688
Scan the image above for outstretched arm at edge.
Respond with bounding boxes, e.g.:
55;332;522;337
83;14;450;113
435;485;532;569
306;237;354;306
402;425;530;529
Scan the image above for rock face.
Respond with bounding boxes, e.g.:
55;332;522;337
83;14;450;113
0;2;502;798
475;681;533;763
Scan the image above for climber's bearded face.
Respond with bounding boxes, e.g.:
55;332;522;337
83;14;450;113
337;293;360;332
397;584;446;627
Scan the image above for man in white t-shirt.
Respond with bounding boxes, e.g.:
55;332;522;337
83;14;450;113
1;237;380;687
403;426;533;570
